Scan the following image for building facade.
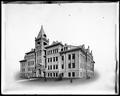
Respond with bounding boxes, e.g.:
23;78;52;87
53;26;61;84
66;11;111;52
20;25;95;79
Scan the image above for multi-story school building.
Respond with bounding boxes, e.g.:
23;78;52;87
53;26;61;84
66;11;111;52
20;26;95;79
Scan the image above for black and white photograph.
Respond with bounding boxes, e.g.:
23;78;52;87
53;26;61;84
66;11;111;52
1;1;119;95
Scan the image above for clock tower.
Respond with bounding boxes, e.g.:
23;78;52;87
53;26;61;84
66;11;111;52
35;25;49;77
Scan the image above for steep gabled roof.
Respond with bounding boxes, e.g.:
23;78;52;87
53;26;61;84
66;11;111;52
37;25;46;39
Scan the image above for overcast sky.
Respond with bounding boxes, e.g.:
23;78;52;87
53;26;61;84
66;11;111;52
2;2;119;94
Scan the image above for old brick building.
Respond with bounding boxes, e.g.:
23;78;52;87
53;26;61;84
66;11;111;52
20;25;95;79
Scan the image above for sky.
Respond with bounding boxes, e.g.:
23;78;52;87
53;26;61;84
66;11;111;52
2;2;119;94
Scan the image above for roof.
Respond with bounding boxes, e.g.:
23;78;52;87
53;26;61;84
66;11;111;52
60;46;86;55
37;25;46;39
19;59;26;62
25;49;35;55
45;42;63;49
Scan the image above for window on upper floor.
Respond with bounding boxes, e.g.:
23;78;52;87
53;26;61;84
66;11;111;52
72;63;75;68
48;65;49;70
62;64;64;69
56;57;58;61
68;63;71;68
53;57;55;62
68;54;71;60
50;57;52;62
28;61;34;66
72;54;75;59
56;65;58;69
21;63;25;67
48;58;49;63
53;65;55;69
61;48;63;51
62;56;64;61
22;68;25;72
56;49;58;53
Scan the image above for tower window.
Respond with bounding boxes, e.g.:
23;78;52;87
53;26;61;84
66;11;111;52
43;34;46;37
37;42;40;44
43;42;47;45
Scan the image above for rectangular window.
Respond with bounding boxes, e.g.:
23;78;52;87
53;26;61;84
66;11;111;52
48;58;49;63
62;64;64;69
72;54;75;59
22;63;25;67
50;65;52;70
72;63;75;68
50;57;52;62
61;73;64;77
68;63;71;68
56;73;58;77
53;57;55;62
48;65;49;70
56;57;58;61
72;72;75;77
56;49;58;53
56;65;58;69
48;73;49;77
68;54;71;60
50;73;52;77
68;72;71;77
53;65;55;69
22;68;25;72
62;56;64;61
53;73;55;77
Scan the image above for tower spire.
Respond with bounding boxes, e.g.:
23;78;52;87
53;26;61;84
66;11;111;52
37;25;46;39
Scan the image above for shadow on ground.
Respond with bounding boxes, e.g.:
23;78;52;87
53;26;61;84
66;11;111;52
15;70;100;87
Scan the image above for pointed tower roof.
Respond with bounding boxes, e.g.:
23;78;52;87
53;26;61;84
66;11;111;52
37;25;46;39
